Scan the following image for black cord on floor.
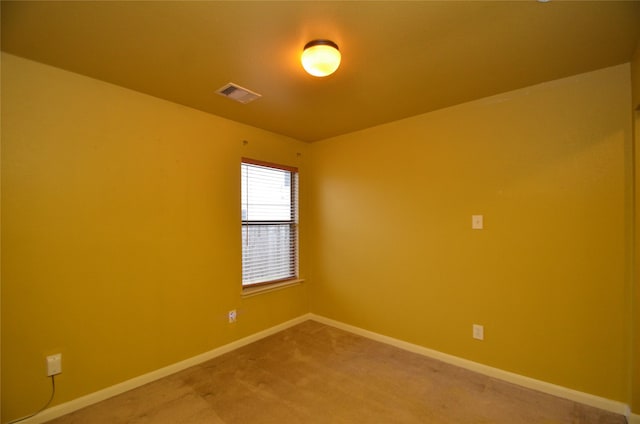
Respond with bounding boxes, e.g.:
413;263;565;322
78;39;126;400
7;375;56;424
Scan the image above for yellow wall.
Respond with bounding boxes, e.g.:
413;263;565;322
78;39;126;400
631;41;640;415
632;41;640;110
309;64;632;402
2;50;637;420
0;53;310;422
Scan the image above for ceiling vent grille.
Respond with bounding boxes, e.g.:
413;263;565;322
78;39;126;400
216;83;262;104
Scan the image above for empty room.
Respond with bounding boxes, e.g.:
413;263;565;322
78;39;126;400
2;1;640;423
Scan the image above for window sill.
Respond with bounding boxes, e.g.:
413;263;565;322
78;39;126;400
241;279;305;298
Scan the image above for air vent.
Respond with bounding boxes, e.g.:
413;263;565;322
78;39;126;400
216;83;262;104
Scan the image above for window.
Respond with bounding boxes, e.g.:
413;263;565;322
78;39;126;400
241;158;298;287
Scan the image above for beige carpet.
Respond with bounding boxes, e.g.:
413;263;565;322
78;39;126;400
48;320;624;423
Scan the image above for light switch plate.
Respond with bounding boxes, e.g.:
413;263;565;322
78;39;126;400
472;215;483;229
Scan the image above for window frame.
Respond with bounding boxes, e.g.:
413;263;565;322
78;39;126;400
241;158;299;290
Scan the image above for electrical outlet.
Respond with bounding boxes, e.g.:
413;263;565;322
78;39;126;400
228;309;237;323
46;353;62;376
472;324;484;340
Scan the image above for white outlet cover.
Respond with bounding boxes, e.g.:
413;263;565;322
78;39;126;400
473;324;484;340
472;215;483;230
228;310;237;323
47;353;62;376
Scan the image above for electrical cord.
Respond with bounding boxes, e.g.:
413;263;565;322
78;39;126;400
7;375;56;424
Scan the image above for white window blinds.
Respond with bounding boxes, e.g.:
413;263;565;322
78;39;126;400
241;159;298;286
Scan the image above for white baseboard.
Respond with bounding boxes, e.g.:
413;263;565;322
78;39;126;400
308;313;630;417
14;313;631;423
19;313;313;424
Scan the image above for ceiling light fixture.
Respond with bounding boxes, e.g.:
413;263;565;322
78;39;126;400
301;40;341;77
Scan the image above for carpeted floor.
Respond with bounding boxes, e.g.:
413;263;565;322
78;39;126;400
48;320;625;423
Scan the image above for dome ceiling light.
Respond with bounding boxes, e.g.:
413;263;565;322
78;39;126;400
301;39;341;77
